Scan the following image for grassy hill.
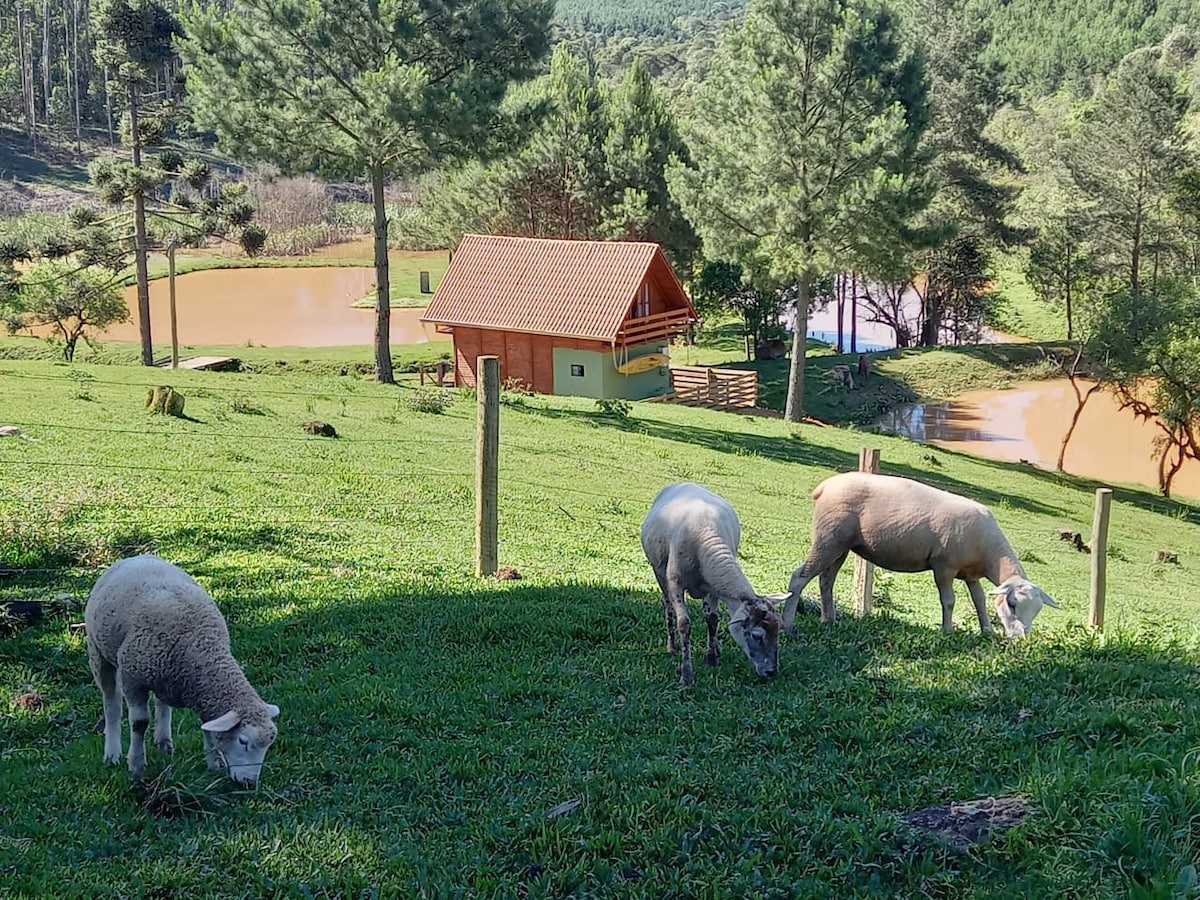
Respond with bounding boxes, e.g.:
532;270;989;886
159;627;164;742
2;359;1199;895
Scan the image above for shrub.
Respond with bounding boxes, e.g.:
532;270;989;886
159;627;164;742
406;387;454;414
595;398;632;420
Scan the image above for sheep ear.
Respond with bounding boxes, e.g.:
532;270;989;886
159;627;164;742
760;591;792;609
265;703;281;718
201;710;242;733
1042;595;1062;610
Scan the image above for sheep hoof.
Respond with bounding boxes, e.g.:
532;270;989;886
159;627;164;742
156;739;174;755
666;644;680;656
103;751;122;765
677;667;695;687
704;651;720;667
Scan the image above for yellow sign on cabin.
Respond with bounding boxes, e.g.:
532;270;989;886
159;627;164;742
617;353;669;375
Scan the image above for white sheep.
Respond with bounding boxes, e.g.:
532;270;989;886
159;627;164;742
781;472;1060;637
84;554;280;785
641;482;785;686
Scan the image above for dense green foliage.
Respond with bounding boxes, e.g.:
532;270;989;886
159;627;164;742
668;0;930;420
1;260;127;359
3;359;1200;895
554;0;741;34
401;47;699;267
976;0;1200;94
178;0;553;383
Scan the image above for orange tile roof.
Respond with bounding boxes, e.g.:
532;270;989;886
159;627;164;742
421;234;695;342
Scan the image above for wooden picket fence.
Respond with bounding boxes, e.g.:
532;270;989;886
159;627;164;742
668;365;758;409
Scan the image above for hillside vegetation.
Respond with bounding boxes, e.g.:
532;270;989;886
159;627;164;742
3;360;1200;895
558;0;1200;94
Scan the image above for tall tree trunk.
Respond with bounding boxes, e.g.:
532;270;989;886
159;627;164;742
1064;248;1073;341
18;4;37;146
42;0;51;125
371;163;394;384
785;263;812;423
104;67;113;145
1130;200;1142;296
850;272;858;354
71;0;81;150
919;291;941;345
835;272;844;354
128;84;153;366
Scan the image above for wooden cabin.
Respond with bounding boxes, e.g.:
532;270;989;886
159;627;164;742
421;234;698;400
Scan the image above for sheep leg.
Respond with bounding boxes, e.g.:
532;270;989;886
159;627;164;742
88;644;123;765
667;580;694;687
654;567;679;655
781;570;814;633
120;672;151;778
785;540;852;630
153;696;174;754
819;551;850;625
966;580;994;636
702;595;720;667
935;571;957;634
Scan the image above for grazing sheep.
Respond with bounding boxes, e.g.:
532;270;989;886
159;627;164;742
781;472;1060;638
85;555;280;785
641;482;785;686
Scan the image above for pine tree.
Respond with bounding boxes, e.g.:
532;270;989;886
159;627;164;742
180;0;553;384
93;0;182;366
1066;43;1192;297
601;60;699;268
667;0;930;420
901;0;1022;346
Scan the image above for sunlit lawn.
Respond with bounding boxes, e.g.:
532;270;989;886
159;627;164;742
2;357;1200;896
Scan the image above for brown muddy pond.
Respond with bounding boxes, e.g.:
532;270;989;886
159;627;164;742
877;379;1200;500
104;267;436;347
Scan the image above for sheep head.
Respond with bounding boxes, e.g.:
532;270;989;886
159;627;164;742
990;578;1060;638
201;703;280;786
727;596;784;679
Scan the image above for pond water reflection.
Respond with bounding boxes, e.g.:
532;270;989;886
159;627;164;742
104;266;436;347
877;379;1200;500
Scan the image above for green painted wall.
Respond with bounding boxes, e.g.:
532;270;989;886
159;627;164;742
552;344;670;400
552;348;607;398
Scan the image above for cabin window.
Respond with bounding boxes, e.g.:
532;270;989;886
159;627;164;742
570;364;585;377
633;283;651;319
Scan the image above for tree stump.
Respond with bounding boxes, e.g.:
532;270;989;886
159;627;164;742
145;386;185;417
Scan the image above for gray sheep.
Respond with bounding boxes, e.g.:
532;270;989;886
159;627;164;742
85;555;280;785
641;482;785;686
782;472;1060;637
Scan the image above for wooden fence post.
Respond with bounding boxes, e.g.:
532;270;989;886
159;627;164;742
853;447;881;616
476;355;500;577
1089;487;1112;630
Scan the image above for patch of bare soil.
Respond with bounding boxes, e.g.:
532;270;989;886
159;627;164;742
899;795;1029;850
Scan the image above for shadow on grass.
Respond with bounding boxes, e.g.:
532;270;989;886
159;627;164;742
511;401;1067;518
207;579;1200;894
6;558;1200;895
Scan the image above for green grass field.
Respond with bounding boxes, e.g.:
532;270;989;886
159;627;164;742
991;252;1068;343
3;357;1200;896
670;321;1071;424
